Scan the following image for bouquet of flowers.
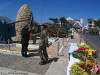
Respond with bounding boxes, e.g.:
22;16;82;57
70;63;84;75
88;49;96;57
83;72;89;75
93;64;100;74
70;44;100;75
79;44;90;49
72;51;83;60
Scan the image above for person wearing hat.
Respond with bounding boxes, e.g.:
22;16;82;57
39;25;49;65
32;25;49;65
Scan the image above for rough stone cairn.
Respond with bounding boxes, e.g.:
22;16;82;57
12;4;33;41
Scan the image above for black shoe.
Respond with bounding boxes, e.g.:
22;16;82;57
44;61;49;64
22;54;29;57
46;60;49;64
39;61;46;65
39;62;45;65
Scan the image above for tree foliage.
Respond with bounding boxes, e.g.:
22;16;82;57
49;18;59;24
59;17;67;26
94;20;100;27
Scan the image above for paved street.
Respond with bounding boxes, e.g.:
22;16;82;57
81;33;100;49
0;54;50;75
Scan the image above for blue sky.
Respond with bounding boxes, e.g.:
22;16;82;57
0;0;100;26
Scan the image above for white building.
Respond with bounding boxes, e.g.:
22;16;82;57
66;17;83;28
86;18;97;29
83;18;100;32
66;17;74;21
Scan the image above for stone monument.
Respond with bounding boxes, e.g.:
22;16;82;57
12;4;33;41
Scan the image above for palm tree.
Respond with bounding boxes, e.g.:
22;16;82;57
59;17;67;26
49;18;59;24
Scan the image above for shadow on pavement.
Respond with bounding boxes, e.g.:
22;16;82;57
48;57;59;64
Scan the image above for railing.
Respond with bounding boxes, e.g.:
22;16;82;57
57;38;65;56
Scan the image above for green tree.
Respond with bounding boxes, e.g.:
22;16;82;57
59;17;67;26
94;20;100;27
49;18;59;24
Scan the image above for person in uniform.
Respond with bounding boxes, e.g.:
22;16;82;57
39;25;49;65
21;25;30;57
32;25;49;65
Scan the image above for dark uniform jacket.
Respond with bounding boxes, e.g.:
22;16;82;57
21;28;29;44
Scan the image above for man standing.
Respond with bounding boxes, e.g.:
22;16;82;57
21;25;30;57
39;25;49;65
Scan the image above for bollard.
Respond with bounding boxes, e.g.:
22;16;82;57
57;42;60;56
8;39;10;50
67;37;69;42
61;38;64;55
62;38;64;46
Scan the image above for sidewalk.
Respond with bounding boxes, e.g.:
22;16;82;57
0;32;81;75
45;32;80;75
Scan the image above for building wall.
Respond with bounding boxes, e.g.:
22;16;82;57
87;19;97;28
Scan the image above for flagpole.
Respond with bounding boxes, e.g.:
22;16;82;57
40;0;43;25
